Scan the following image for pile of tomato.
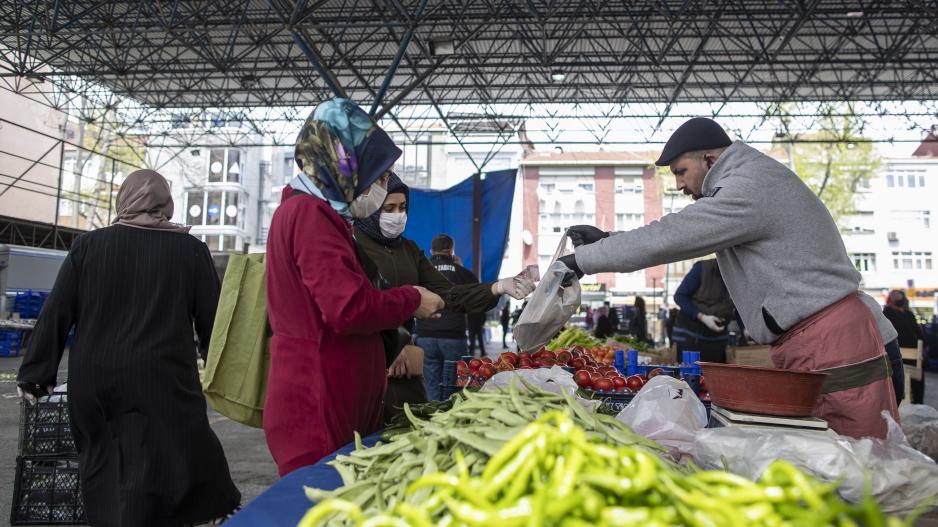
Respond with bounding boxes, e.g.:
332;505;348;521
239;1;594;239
454;346;706;396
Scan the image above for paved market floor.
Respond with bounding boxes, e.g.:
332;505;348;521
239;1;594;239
2;349;938;526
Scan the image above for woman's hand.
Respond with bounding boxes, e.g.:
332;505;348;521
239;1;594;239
388;345;424;378
388;353;409;378
413;286;444;319
17;382;54;405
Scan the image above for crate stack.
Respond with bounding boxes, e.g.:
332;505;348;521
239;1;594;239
10;387;86;525
0;329;25;357
0;290;48;357
13;291;48;319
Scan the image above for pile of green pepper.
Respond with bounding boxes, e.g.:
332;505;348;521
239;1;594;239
302;380;671;524
299;411;912;527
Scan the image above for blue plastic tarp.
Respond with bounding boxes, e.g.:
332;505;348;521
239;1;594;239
403;168;517;283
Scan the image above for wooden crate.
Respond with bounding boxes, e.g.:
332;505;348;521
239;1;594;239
726;345;774;367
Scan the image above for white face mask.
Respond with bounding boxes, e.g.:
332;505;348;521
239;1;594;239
349;182;387;219
379;212;407;238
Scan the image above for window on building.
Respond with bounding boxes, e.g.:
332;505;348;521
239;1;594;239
540;184;556;193
851;253;875;273
186;191;205;224
892;251;933;271
283;156;294;184
208;148;244;183
908;174;916;188
223;235;238;252
393;134;430;188
886;175;894;187
919;175;926;187
578;183;594;192
209;149;225;183
227;150;241;183
223;191;240;227
205;235;221;251
898;176;905;188
206;192;223;226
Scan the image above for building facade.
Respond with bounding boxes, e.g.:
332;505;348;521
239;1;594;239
843;148;938;313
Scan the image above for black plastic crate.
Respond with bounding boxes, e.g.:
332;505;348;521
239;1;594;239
19;395;76;457
10;457;86;525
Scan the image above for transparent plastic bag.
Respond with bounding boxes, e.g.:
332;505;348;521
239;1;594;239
900;404;938;462
615;376;708;458
693;411;938;514
513;234;581;352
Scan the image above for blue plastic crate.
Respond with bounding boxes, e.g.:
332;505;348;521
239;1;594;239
13;291;48;319
0;329;24;357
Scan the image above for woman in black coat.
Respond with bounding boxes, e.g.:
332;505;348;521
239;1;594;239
17;169;240;527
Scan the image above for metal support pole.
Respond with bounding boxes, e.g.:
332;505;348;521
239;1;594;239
290;32;348;99
369;0;429;116
472;172;482;279
52;140;65;249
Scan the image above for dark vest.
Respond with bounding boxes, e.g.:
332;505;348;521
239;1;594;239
692;260;736;322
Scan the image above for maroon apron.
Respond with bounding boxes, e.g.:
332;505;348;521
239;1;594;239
770;294;899;439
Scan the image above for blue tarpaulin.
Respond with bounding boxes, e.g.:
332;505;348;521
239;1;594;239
403;168;517;283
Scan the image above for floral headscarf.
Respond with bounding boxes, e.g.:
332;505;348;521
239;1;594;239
293;98;401;204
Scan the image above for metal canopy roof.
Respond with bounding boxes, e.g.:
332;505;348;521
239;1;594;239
2;0;938;115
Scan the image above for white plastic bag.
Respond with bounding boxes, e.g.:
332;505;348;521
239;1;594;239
513;234;581;352
693;411;938;514
615;375;708;457
900;404;938;462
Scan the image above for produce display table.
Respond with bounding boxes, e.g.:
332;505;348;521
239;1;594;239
225;431;382;527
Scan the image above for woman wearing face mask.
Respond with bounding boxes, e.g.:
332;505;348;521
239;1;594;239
354;173;535;415
264;99;445;476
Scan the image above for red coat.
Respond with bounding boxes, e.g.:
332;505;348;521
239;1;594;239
264;190;420;476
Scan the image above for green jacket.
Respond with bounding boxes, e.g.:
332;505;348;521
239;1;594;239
355;227;498;314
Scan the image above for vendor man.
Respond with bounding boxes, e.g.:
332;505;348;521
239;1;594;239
559;117;899;439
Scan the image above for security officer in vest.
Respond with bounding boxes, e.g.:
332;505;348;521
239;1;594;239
672;259;738;363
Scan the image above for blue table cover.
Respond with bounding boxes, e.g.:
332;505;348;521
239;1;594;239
225;432;383;526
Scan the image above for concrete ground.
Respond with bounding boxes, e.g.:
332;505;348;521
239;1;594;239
2;349;938;525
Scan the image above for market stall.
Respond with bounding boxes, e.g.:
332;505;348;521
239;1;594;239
224;354;938;526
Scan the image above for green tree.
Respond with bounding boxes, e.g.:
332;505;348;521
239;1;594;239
771;103;880;226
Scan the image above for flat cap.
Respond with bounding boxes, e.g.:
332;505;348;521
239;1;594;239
655;117;732;166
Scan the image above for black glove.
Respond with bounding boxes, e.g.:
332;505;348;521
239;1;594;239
566;225;609;247
557;254;584;286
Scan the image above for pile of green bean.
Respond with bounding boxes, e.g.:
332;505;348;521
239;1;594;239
302;380;671;523
299;411;911;527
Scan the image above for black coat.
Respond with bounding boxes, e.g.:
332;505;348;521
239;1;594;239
17;225;240;527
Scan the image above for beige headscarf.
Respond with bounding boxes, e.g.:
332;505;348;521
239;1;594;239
113;169;190;233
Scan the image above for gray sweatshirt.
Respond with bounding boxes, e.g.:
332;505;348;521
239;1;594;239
575;141;897;345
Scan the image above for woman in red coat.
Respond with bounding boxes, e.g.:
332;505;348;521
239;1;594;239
265;99;444;476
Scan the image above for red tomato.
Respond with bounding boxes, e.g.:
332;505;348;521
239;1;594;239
556;351;572;365
495;361;514;373
481;357;494;364
574;370;592;388
456;360;470;376
570;358;585;370
626;375;645;391
612;376;626;390
593;378;614;392
479;363;497;379
499;352;519;366
468;358;483;372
